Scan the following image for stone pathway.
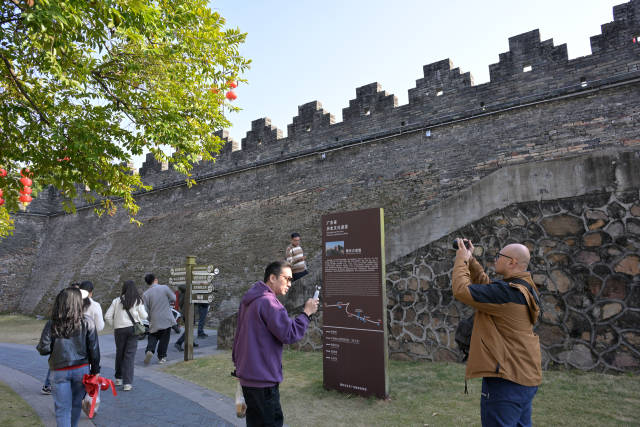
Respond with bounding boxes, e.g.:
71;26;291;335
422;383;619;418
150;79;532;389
0;329;243;427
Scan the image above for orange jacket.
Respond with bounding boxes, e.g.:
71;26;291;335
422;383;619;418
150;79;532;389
452;256;542;386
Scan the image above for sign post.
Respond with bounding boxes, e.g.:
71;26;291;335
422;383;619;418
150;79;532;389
185;256;196;361
321;208;388;399
169;258;218;361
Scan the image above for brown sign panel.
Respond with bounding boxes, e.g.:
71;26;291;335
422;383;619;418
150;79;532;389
322;208;388;399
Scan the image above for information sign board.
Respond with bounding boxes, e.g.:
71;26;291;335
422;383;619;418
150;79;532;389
321;208;388;399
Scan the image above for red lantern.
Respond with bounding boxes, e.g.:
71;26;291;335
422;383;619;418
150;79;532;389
20;168;31;177
225;90;237;100
0;189;3;197
20;186;33;195
209;87;219;94
0;168;6;177
227;80;238;88
19;194;32;203
20;177;32;187
0;198;4;206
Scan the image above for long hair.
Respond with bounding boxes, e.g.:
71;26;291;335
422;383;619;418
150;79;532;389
120;280;143;310
51;287;84;338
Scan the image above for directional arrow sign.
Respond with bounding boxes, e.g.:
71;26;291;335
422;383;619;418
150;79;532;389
193;265;214;273
170;267;186;275
191;293;213;304
169;278;186;286
192;284;213;294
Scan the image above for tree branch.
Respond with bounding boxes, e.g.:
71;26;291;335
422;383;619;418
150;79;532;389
0;53;50;125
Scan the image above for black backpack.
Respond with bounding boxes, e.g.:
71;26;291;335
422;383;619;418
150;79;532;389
454;314;474;362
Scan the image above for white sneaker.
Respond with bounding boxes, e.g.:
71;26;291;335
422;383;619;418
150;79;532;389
158;357;167;364
123;384;132;391
114;378;123;386
144;351;153;365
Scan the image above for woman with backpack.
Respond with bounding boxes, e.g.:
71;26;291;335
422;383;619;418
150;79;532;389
37;287;101;427
104;280;148;391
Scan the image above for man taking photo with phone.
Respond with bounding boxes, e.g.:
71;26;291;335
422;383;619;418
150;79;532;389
452;238;542;427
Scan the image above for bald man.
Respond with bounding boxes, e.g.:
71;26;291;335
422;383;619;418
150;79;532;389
452;239;541;427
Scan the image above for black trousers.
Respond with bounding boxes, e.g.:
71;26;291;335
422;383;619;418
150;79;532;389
114;326;137;384
146;327;171;358
241;384;283;427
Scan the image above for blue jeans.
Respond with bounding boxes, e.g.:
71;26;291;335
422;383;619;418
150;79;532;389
480;377;538;427
44;368;51;387
52;364;90;427
197;304;209;335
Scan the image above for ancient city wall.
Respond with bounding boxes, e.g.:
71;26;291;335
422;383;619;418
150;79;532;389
1;0;639;371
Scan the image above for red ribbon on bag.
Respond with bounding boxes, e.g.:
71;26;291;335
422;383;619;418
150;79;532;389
82;374;117;418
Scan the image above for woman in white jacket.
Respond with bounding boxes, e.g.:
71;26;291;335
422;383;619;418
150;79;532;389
104;280;148;391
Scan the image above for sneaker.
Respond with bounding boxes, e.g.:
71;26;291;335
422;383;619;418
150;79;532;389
198;332;208;338
123;384;132;391
144;351;153;365
193;341;200;347
41;385;52;395
114;378;123;386
174;342;184;352
158;358;167;364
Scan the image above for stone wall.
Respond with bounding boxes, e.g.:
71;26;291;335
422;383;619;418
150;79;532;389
384;190;640;372
1;0;639;350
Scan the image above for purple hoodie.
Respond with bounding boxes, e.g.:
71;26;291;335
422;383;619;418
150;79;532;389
232;281;310;387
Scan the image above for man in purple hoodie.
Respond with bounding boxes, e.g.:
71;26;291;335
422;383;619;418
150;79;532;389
233;261;319;426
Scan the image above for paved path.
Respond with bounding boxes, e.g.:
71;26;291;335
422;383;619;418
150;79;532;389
0;329;244;427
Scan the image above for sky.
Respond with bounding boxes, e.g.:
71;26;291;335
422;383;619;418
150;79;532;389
135;0;623;167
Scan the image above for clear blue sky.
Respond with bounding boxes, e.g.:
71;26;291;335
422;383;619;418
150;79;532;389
135;0;624;167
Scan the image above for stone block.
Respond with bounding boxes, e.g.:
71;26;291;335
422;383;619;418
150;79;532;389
614;255;640;276
549;270;573;293
601;302;622;319
541;214;584;237
557;344;595;369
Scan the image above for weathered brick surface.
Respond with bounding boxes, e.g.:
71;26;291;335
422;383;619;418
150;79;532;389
1;2;640;373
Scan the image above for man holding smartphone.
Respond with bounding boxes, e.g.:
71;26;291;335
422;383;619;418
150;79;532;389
452;238;542;427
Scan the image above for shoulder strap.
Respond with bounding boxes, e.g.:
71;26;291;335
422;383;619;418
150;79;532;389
498;278;543;318
122;300;137;324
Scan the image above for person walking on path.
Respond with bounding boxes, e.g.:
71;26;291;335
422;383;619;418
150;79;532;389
104;280;148;391
79;281;105;332
42;282;100;395
285;232;308;282
196;300;210;338
233;261;319;426
37;287;101;427
142;273;176;365
451;238;542;427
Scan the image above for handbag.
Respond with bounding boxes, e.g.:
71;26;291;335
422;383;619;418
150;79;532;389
123;301;147;339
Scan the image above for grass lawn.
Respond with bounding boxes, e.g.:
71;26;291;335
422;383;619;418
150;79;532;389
0;381;43;427
0;314;113;345
165;349;640;427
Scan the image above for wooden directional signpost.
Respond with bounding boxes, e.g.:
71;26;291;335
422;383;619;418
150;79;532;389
169;256;219;361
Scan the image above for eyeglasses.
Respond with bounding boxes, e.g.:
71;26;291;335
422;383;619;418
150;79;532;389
280;275;293;283
495;252;514;261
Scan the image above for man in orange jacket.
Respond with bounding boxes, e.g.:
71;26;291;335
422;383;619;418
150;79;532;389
452;238;542;427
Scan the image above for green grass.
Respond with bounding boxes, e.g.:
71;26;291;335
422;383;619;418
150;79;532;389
0;381;43;427
164;349;640;427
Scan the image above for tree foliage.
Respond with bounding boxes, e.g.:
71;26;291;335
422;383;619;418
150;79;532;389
0;0;249;236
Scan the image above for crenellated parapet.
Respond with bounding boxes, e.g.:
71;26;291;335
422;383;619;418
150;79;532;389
408;59;473;103
591;0;640;53
342;82;398;121
139;152;168;176
287;101;335;137
23;0;640;212
488;30;568;82
240;118;283;152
